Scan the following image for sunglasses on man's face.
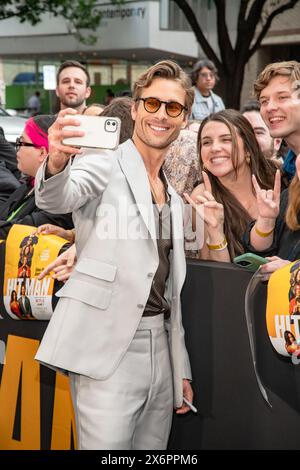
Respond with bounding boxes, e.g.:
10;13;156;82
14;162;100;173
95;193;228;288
15;137;41;152
135;97;187;118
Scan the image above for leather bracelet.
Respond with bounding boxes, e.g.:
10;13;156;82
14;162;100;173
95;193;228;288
207;236;228;251
254;225;274;238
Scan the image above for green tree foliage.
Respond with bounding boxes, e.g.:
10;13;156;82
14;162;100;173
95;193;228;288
0;0;122;45
173;0;300;108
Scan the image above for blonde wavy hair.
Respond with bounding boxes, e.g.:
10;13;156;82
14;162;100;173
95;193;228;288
254;61;300;100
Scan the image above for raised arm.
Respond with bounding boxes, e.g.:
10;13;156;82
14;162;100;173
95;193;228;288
35;108;113;214
184;171;230;262
250;169;281;251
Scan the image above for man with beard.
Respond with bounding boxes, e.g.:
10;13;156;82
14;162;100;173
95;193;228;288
56;60;91;114
35;60;194;450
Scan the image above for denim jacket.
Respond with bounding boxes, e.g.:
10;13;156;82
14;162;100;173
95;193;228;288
190;88;225;120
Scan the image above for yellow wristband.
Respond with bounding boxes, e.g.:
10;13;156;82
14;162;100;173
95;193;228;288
254;225;274;238
207;236;228;251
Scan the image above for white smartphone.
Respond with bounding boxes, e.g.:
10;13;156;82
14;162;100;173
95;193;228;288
62;114;121;150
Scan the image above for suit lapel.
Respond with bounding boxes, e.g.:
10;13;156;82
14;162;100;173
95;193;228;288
167;183;186;292
118;140;157;247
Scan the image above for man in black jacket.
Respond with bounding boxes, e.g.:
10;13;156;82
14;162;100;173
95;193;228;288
0;182;73;239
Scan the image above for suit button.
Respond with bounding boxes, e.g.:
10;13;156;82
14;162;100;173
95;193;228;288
147;273;154;278
137;304;144;309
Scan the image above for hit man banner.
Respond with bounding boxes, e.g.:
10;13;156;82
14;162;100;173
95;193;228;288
267;259;300;360
3;225;68;320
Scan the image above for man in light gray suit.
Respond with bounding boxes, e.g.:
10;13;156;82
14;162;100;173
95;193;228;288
34;60;194;450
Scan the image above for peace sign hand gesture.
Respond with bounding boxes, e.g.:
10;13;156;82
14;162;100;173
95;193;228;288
184;171;225;237
252;169;281;220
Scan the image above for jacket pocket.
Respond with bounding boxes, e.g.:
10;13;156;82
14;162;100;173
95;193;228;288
56;278;112;309
75;258;117;282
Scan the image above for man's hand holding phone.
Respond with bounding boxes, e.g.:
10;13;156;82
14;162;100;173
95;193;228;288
46;108;84;176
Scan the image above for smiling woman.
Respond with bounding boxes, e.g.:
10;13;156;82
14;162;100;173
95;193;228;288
187;109;277;261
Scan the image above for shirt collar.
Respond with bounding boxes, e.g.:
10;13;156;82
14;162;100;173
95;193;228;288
194;87;215;103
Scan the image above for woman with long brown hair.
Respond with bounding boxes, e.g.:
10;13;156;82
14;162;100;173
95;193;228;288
185;109;277;261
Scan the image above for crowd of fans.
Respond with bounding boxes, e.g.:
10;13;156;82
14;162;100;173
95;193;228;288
1;58;300;280
1;57;300;451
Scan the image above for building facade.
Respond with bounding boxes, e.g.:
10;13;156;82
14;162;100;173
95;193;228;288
0;0;299;108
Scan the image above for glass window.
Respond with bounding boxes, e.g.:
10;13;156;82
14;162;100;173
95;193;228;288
162;0;205;31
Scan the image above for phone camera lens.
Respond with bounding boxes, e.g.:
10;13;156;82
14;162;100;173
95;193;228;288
239;261;250;266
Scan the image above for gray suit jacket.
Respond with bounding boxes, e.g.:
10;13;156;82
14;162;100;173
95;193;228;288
34;139;191;407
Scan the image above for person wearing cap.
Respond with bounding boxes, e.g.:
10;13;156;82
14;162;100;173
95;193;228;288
190;59;225;121
0;114;73;239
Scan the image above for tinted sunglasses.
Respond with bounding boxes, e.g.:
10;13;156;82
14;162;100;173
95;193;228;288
136;97;187;118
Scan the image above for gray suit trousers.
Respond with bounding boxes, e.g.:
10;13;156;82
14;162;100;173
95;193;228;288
69;314;174;450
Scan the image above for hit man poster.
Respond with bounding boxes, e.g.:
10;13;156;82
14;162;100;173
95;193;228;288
3;225;67;320
267;259;300;360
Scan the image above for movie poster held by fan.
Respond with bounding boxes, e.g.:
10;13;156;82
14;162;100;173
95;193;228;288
3;225;67;320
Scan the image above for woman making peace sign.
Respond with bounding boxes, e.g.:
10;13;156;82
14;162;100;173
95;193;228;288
185;109;277;261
